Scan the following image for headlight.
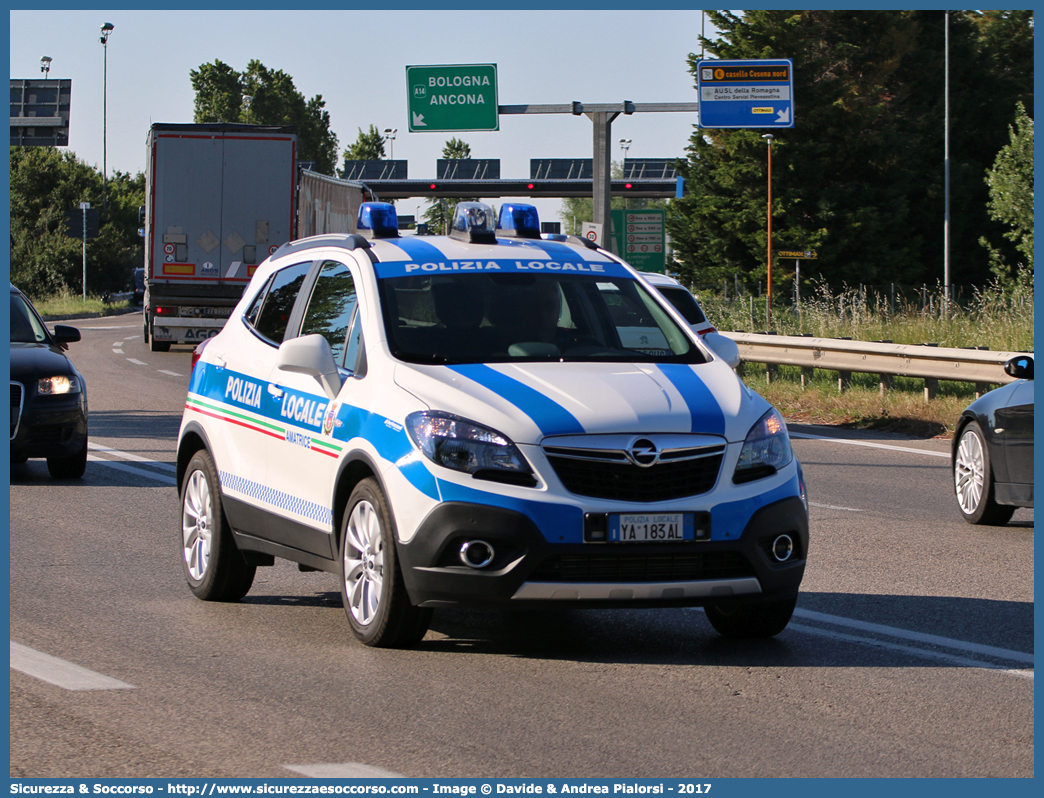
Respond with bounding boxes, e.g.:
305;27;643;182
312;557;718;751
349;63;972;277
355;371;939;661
37;375;80;395
734;408;793;483
405;411;532;481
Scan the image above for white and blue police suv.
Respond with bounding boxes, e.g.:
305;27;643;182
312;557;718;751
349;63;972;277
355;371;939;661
176;201;809;647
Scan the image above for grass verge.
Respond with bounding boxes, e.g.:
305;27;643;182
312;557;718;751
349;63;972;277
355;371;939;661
30;293;131;319
741;364;973;440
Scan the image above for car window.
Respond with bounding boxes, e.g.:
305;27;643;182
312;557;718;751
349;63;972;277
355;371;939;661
379;273;705;365
343;308;364;375
300;261;357;363
656;285;707;325
249;262;312;344
10;293;49;344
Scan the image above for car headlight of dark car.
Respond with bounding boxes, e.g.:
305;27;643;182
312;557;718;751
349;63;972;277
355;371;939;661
37;375;81;396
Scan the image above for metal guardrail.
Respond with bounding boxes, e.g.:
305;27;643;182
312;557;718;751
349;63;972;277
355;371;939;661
720;332;1029;400
102;291;134;304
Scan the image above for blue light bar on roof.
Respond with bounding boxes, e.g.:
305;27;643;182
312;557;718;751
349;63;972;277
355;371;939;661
496;203;541;239
357;202;399;239
449;202;498;244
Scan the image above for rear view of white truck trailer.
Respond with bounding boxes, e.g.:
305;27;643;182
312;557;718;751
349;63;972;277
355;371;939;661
143;123;298;351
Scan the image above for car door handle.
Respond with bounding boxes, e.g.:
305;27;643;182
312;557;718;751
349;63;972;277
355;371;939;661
268;384;284;399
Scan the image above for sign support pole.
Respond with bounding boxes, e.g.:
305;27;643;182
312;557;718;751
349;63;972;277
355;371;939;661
80;202;90;300
497;102;695;236
764;135;773;329
588;110;619;229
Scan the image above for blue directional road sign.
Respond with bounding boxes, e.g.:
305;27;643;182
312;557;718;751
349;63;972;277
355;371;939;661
697;59;795;129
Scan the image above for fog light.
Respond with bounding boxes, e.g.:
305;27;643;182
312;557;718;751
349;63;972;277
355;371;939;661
459;540;495;569
771;534;794;562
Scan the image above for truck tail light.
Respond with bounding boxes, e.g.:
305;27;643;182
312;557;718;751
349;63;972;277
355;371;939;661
155;305;178;316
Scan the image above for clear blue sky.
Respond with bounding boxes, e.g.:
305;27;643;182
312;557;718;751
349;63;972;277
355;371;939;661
9;8;720;225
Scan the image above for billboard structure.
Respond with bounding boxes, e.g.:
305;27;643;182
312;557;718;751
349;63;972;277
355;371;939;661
11;79;71;147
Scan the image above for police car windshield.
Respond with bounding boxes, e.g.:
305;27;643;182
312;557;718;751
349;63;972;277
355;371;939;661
379;272;707;365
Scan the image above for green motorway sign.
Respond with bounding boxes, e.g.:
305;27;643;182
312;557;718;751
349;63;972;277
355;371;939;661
610;209;667;273
406;64;499;133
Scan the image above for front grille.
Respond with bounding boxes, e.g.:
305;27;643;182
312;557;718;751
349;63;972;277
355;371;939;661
546;447;724;501
529;550;754;583
28;424;68;445
10;382;23;440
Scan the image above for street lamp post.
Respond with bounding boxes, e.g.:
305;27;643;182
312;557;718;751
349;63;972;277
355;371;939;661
100;22;114;211
944;10;951;305
40;56;52;77
384;128;397;160
762;134;775;329
242;94;253;123
619;139;632;209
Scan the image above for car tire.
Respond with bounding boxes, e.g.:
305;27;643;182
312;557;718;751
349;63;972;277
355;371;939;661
953;421;1015;525
339;478;431;648
704;595;797;639
47;434;88;479
179;449;256;601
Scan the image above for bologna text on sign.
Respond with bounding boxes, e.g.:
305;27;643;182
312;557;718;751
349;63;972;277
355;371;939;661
406;64;499;133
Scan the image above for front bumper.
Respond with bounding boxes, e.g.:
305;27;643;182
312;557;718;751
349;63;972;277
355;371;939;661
398;496;808;608
10;391;88;461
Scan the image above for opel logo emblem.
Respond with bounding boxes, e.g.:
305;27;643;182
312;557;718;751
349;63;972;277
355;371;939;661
625;437;660;468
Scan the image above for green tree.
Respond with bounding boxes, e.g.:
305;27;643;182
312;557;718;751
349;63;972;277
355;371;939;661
422;138;476;234
342;124;386;164
558;161;669;235
980;102;1033;284
667;10;1033;292
190;59;339;175
9;147;144;297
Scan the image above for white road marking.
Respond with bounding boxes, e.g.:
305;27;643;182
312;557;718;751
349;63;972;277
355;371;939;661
87;455;178;485
809;501;862;512
788;623;1034;679
790;430;950;458
794;608;1033;664
70;325;137;330
283;764;403;778
693;606;1032;677
112;341;125;348
88;442;177;471
113;349;124;354
126;358;147;366
10;642;135;690
158;370;184;377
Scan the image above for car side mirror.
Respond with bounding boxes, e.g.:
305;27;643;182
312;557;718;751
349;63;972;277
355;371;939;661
704;332;741;369
51;323;80;348
1004;355;1033;380
276;334;343;399
52;325;81;345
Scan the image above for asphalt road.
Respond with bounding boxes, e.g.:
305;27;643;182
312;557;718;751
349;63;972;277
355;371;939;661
9;313;1034;779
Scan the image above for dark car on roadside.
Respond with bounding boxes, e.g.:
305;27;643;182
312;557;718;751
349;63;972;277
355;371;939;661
952;355;1033;525
133;267;145;306
9;284;89;478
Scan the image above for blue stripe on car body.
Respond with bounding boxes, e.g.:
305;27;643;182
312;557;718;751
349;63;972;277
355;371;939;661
372;257;632;280
189;361;440;504
654;364;726;436
389;236;450;264
446;364;585;437
436;478;586;543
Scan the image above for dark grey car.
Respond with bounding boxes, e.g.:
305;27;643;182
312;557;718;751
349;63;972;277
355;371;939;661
952;355;1033;524
10;285;89;478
